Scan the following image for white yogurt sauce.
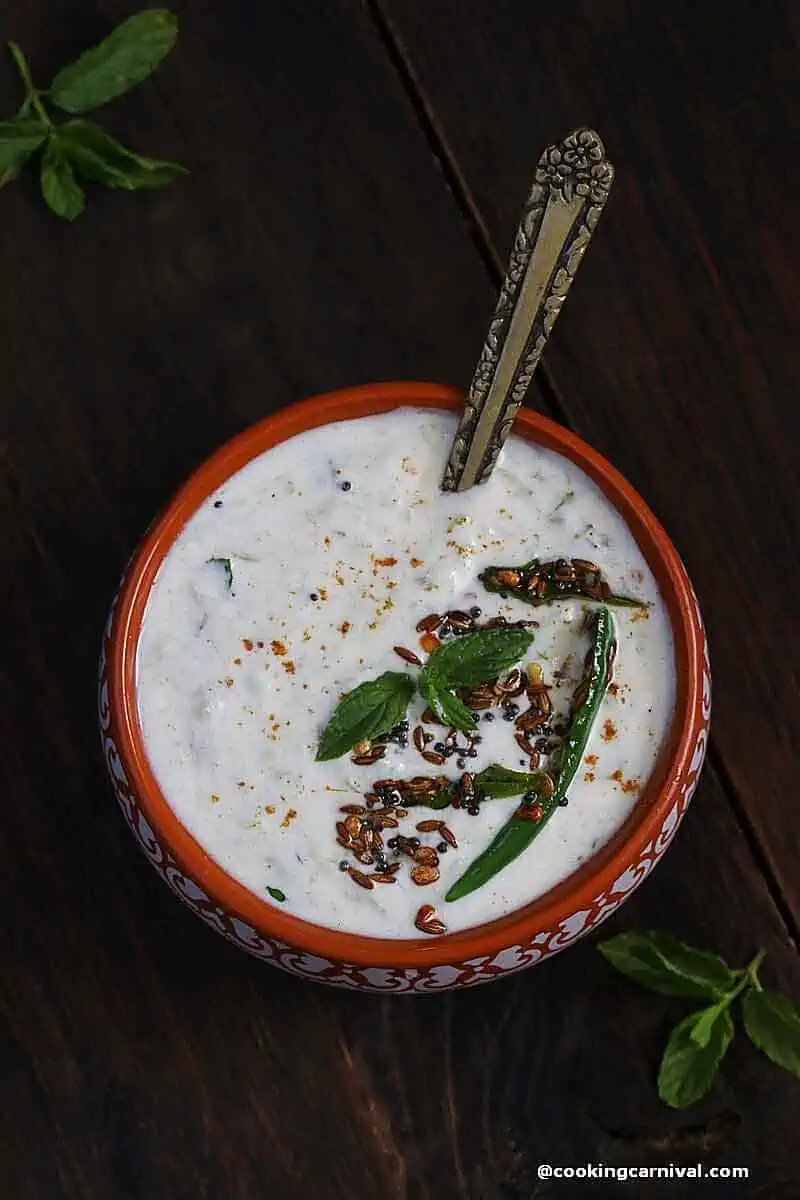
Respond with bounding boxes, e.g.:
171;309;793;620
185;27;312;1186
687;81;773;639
136;409;675;937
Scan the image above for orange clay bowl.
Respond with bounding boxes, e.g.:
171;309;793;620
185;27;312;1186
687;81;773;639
98;382;710;994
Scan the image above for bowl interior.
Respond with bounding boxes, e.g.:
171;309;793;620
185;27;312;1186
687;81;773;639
109;381;704;968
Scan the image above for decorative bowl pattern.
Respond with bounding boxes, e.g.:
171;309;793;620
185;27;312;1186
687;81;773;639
99;383;710;993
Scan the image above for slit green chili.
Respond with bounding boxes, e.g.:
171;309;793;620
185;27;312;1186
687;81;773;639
480;557;644;608
445;606;617;902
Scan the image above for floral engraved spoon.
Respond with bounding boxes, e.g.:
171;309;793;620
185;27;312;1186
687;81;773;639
442;128;614;492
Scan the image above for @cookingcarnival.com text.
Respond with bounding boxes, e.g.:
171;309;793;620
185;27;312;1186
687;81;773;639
536;1162;749;1183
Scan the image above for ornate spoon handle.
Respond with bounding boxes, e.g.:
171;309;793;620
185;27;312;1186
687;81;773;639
442;128;613;492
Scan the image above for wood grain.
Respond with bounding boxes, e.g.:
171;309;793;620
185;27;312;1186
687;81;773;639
2;1;799;1196
378;0;800;922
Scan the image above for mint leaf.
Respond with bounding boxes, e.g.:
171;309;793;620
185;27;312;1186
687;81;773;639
267;886;286;903
0;116;48;187
57;119;186;189
316;672;414;762
0;117;49;158
40;140;85;220
742;988;800;1079
424;626;534;689
473;763;548;799
418;626;533;734
598;930;737;1001
418;666;475;731
658;1008;734;1108
689;1000;730;1048
50;10;179;114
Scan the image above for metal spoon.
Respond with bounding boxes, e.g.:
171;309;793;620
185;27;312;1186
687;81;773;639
442;128;613;492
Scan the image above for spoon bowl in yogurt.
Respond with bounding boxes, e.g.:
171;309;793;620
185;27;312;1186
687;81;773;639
99;381;710;994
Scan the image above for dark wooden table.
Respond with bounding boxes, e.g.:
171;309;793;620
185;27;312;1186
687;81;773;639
2;3;798;1196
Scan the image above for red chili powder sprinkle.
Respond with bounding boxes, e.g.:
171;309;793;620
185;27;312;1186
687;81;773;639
601;719;617;742
271;639;288;656
242;638;254;652
611;769;640;794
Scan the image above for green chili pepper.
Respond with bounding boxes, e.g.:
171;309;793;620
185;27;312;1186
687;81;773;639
480;557;644;608
472;764;554;801
445;607;616;902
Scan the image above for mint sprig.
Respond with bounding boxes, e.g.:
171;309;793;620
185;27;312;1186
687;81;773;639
423;626;534;689
1;12;186;219
316;625;534;758
599;930;800;1108
420;626;534;733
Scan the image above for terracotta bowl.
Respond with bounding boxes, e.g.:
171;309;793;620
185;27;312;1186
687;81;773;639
98;382;710;993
